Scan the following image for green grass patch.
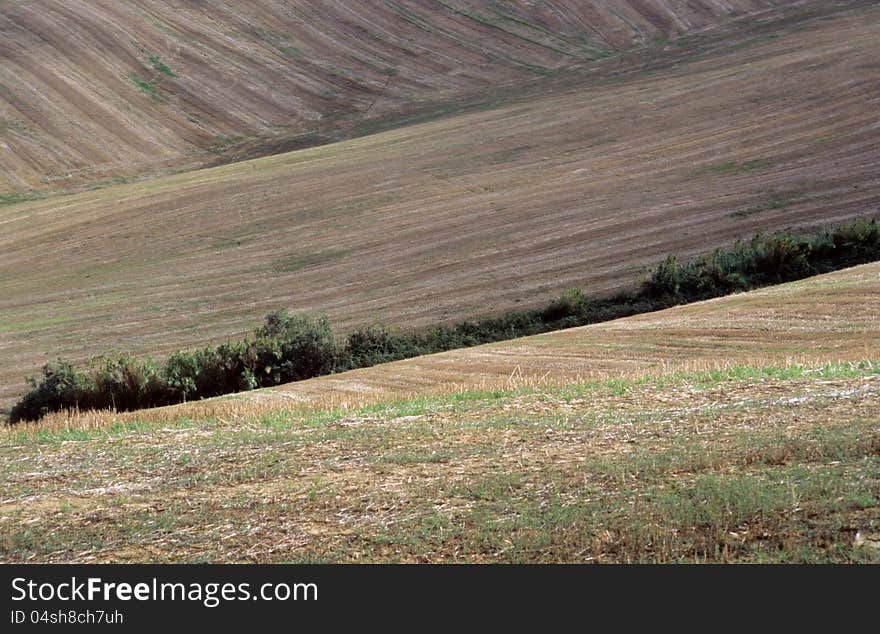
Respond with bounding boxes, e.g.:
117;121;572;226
147;54;176;78
379;450;456;465
692;158;773;176
0;191;46;207
271;249;349;274
0;315;75;334
129;74;159;99
730;191;800;218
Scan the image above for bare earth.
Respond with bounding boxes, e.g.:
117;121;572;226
1;3;879;410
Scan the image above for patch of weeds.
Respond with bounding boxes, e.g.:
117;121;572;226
0;191;45;207
149;19;178;37
278;46;302;59
692;158;773;176
209;135;245;154
730;191;800;218
456;472;524;501
604;460;880;562
739;423;880;468
6;417;203;446
0;315;74;335
148;54;177;78
379;450;455;465
359;388;513;420
726;33;782;51
271;249;349;274
583;401;880;486
129;74;159;100
209;237;244;250
476;145;533;165
673;361;880;387
83;176;133;191
652;472;792;531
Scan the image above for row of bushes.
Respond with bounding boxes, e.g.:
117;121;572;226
9;313;338;422
9;217;879;424
642;218;880;301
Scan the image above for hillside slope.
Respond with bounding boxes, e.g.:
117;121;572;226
0;0;795;191
1;3;878;411
3;264;878;563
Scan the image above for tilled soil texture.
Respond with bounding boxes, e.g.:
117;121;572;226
0;0;799;191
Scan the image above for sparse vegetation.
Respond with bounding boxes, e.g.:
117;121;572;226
729;191;801;219
3;361;878;562
128;55;176;101
147;54;176;78
9;218;879;424
9;314;337;423
0;191;45;207
129;74;159;99
693;159;773;176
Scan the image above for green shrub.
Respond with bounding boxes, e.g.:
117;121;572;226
70;355;172;412
9;361;90;423
341;325;420;369
753;234;811;282
643;255;680;300
147;54;176;78
254;312;337;383
163;351;200;402
828;218;879;264
542;288;590;322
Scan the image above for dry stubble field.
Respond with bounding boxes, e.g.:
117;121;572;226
1;264;878;563
2;3;880;411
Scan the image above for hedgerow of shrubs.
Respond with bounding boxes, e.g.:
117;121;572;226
9;314;338;423
9;217;879;424
641;218;880;301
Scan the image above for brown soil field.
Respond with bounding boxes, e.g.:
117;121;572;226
3;264;878;563
1;2;879;411
0;0;792;192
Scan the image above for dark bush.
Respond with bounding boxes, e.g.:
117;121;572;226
9;361;90;423
542;288;590;322
828;218;879;264
92;355;162;411
342;325;415;369
642;255;680;300
258;312;337;383
753;234;811;282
